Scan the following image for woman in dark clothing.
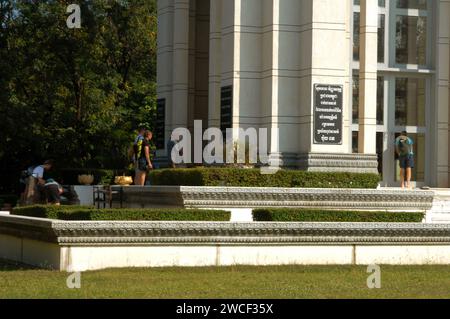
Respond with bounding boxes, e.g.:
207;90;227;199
135;130;153;186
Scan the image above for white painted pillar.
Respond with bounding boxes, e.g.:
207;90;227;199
156;0;175;156
358;0;378;155
270;0;280;156
231;0;241;140
172;0;190;129
436;0;450;187
208;0;222;128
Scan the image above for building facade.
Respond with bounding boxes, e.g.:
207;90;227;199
156;0;450;188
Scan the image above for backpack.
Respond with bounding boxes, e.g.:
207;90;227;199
398;137;410;156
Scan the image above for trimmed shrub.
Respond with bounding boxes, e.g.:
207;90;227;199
12;205;95;219
12;205;231;221
149;168;381;189
252;208;425;223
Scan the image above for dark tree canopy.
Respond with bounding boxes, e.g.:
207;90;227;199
0;0;157;192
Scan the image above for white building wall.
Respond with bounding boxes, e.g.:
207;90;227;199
158;0;450;179
157;0;174;159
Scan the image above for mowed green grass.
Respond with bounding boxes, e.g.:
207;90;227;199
1;260;450;299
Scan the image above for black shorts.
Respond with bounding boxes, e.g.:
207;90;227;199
399;155;415;169
137;158;148;171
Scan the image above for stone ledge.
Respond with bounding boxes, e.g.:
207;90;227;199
121;186;434;211
269;153;379;173
1;215;450;246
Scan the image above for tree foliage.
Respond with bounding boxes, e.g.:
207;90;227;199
0;0;157;192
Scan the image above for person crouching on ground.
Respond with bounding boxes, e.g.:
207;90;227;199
32;160;63;205
395;131;415;190
135;130;154;186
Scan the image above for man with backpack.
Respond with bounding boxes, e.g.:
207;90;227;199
395;131;414;190
132;126;147;185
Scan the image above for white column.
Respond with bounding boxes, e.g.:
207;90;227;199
231;0;241;140
436;0;450;187
269;0;280;155
172;0;190;129
156;0;174;156
208;0;222;128
358;0;378;155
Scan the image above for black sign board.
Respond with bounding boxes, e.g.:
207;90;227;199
313;84;343;145
155;98;166;150
220;86;233;136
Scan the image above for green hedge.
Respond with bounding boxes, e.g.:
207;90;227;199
252;209;425;223
12;205;231;221
12;205;95;219
58;169;134;185
149;168;381;189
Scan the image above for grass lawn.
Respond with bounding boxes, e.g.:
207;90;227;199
1;259;450;299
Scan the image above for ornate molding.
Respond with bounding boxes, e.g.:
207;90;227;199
297;153;379;173
120;186;435;211
2;215;450;246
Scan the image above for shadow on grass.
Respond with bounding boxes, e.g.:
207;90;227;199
0;258;39;271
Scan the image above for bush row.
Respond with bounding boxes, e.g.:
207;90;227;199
149;168;381;189
252;209;425;223
12;205;231;221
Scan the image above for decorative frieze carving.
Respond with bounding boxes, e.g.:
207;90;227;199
121;186;435;211
2;215;450;246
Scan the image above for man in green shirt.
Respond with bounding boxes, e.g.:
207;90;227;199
395;131;414;190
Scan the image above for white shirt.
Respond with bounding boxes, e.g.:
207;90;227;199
32;166;45;179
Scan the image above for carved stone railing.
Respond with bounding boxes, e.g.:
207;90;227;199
121;186;435;211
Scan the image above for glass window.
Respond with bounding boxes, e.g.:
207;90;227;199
395;77;426;127
352;71;359;124
377;76;384;125
396;15;427;65
396;0;427;10
352;131;359;154
353;12;360;61
376;132;384;175
378;14;385;63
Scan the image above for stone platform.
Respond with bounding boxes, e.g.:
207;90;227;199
120;186;435;211
2;214;450;271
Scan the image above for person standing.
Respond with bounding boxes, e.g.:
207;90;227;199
395;131;414;190
133;126;146;185
135;130;154;186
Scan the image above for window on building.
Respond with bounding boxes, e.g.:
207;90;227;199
396;0;427;10
395;77;426;127
351;0;433;184
352;71;359;124
155;99;166;150
220;86;233;137
353;1;387;64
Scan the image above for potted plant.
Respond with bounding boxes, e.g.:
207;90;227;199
114;175;133;186
78;174;94;186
